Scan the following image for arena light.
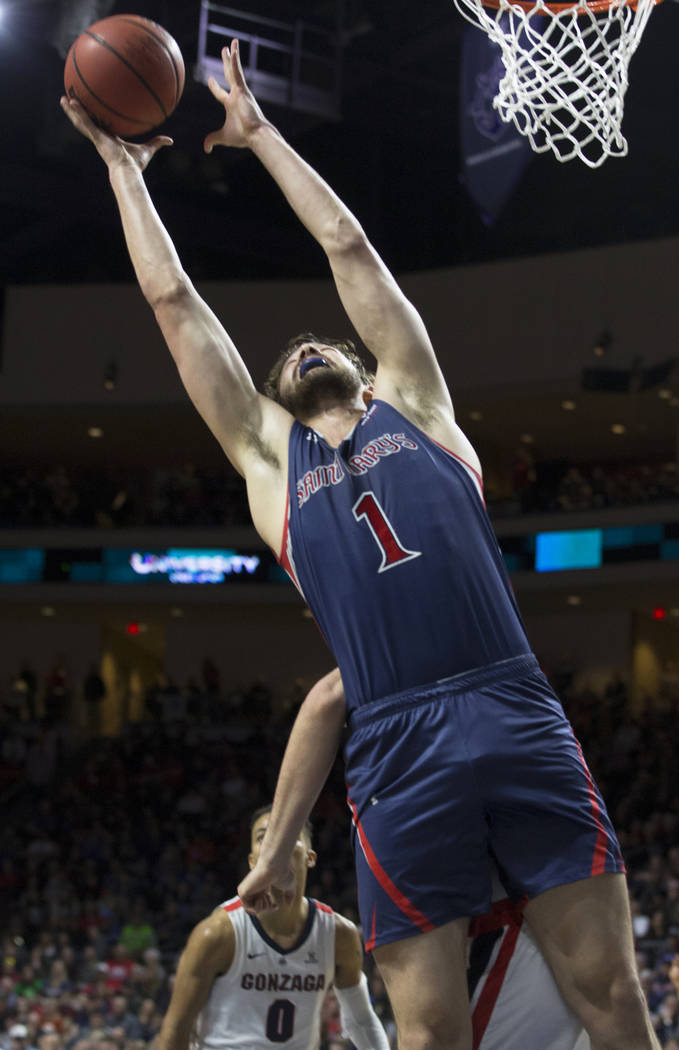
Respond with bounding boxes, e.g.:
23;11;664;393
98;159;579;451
652;607;667;621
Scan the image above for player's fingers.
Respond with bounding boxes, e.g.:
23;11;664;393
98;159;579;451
203;130;223;154
230;39;246;88
60;96;100;141
207;75;228;103
149;136;173;151
60;95;88;127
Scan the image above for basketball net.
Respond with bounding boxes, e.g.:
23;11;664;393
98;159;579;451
452;0;660;167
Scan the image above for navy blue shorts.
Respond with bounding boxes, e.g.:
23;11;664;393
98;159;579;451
344;654;624;951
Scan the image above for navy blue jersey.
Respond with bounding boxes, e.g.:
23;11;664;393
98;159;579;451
280;400;531;711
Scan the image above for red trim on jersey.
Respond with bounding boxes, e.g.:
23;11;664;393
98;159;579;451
572;735;609;876
347;795;435;937
276;486;297;582
222;899;242;912
431;437;484;501
468;897;526;937
471;918;522;1050
315;901;333;914
366;906;377;953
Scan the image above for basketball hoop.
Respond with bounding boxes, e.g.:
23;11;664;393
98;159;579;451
452;0;661;167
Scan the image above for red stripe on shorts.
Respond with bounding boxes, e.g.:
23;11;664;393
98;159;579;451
471;920;522;1050
572;734;608;876
468;897;526;937
347;794;435;938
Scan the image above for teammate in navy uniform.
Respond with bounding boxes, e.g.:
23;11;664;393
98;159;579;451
156;805;389;1050
61;36;658;1050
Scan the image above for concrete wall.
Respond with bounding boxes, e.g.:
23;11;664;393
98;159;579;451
2;235;678;404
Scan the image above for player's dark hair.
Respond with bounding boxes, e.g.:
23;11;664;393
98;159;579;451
250;803;313;846
262;332;374;403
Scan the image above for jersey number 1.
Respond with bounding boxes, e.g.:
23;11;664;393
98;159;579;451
353;492;421;573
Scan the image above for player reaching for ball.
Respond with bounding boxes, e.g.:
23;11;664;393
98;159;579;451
60;39;659;1050
156;804;389;1050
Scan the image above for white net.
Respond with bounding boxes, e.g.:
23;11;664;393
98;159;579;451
452;0;658;167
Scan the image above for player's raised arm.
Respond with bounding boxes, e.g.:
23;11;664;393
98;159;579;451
59;96;291;492
156;910;234;1050
204;41;453;420
238;668;346;913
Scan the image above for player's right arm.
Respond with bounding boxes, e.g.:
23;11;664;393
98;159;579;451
156;909;235;1050
238;668;346;912
59;96;291;540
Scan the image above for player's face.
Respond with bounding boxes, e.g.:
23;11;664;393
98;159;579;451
248;813;316;887
277;342;364;416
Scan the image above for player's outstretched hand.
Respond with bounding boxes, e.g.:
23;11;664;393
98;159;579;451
204;39;271;154
238;858;296;914
60;96;172;173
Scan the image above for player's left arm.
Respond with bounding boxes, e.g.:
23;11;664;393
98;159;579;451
238;668;346;913
333;915;390;1050
203;41;461;440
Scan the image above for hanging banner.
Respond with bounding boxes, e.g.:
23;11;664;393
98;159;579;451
459;20;534;224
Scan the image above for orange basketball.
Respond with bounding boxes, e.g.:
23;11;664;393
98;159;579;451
64;14;185;138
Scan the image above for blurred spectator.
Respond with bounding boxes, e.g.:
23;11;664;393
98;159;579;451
106;996;141;1041
119;905;155;963
82;667;106;738
101;947;135;994
43;660;70;729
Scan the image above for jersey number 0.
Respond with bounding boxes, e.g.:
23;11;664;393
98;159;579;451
266;998;295;1042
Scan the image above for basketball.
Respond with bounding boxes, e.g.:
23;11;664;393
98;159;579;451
64;14;185;138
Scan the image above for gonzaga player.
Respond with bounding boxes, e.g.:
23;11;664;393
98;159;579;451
62;35;657;1050
156;806;388;1050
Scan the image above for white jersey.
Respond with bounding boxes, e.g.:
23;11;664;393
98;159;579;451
469;899;590;1050
193;896;336;1050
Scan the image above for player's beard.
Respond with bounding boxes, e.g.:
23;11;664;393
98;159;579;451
280;364;363;418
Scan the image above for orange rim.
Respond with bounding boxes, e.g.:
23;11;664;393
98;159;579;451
481;0;661;14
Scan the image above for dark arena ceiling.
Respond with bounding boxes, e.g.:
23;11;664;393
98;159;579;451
1;0;679;286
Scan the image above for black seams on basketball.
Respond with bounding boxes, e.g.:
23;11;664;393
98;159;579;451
64;14;185;138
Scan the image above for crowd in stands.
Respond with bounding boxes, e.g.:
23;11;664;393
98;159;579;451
0;464;249;530
492;453;679;517
2;456;679;530
2;662;679;1047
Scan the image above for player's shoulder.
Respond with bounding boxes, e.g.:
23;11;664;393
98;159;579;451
330;910;362;952
190;900;239;948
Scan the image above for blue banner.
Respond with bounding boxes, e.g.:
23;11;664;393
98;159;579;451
459;19;534;224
